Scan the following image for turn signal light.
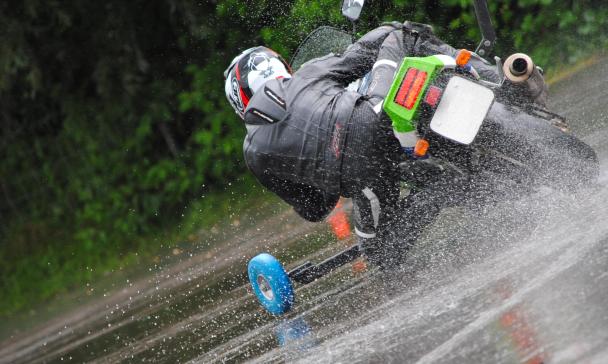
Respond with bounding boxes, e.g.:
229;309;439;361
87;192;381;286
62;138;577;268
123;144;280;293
414;139;429;157
456;49;472;67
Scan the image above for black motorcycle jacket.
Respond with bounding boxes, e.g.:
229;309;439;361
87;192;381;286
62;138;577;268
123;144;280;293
242;25;400;222
242;23;500;222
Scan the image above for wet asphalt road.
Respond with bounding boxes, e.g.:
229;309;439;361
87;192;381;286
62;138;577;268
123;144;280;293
1;59;608;363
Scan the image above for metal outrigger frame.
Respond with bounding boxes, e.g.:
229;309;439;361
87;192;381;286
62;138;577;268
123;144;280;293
287;245;362;284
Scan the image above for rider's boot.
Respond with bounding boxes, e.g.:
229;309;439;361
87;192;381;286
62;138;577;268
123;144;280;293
358;236;383;267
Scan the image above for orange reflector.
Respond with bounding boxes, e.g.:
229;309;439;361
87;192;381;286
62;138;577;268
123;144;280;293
414;139;429;157
424;86;443;108
352;259;368;274
456;49;472;67
327;199;351;240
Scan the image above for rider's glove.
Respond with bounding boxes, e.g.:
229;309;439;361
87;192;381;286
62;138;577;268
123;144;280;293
403;21;434;34
381;21;404;30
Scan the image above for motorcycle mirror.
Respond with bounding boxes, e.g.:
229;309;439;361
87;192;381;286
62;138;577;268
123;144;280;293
472;0;496;58
341;0;364;22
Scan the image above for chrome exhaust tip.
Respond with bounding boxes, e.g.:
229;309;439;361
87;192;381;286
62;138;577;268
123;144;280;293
503;53;534;83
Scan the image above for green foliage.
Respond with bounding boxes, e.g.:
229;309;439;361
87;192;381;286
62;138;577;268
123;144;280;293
0;0;606;317
429;0;608;66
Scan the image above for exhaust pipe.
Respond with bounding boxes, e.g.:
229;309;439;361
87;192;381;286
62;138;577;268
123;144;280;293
503;53;534;82
502;53;547;106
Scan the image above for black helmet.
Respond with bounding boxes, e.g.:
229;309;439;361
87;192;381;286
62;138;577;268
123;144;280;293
224;46;291;119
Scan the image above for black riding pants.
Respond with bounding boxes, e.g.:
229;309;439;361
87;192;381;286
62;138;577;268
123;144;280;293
341;101;403;241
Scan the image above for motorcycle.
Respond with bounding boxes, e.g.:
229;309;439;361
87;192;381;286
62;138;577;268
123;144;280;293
246;0;599;316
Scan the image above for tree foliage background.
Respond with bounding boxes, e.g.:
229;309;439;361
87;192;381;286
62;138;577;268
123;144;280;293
0;0;606;316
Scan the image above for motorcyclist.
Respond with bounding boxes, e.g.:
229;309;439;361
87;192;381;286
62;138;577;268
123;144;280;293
223;22;545;266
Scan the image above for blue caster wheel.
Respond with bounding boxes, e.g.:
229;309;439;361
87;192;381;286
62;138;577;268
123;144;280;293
248;253;294;315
